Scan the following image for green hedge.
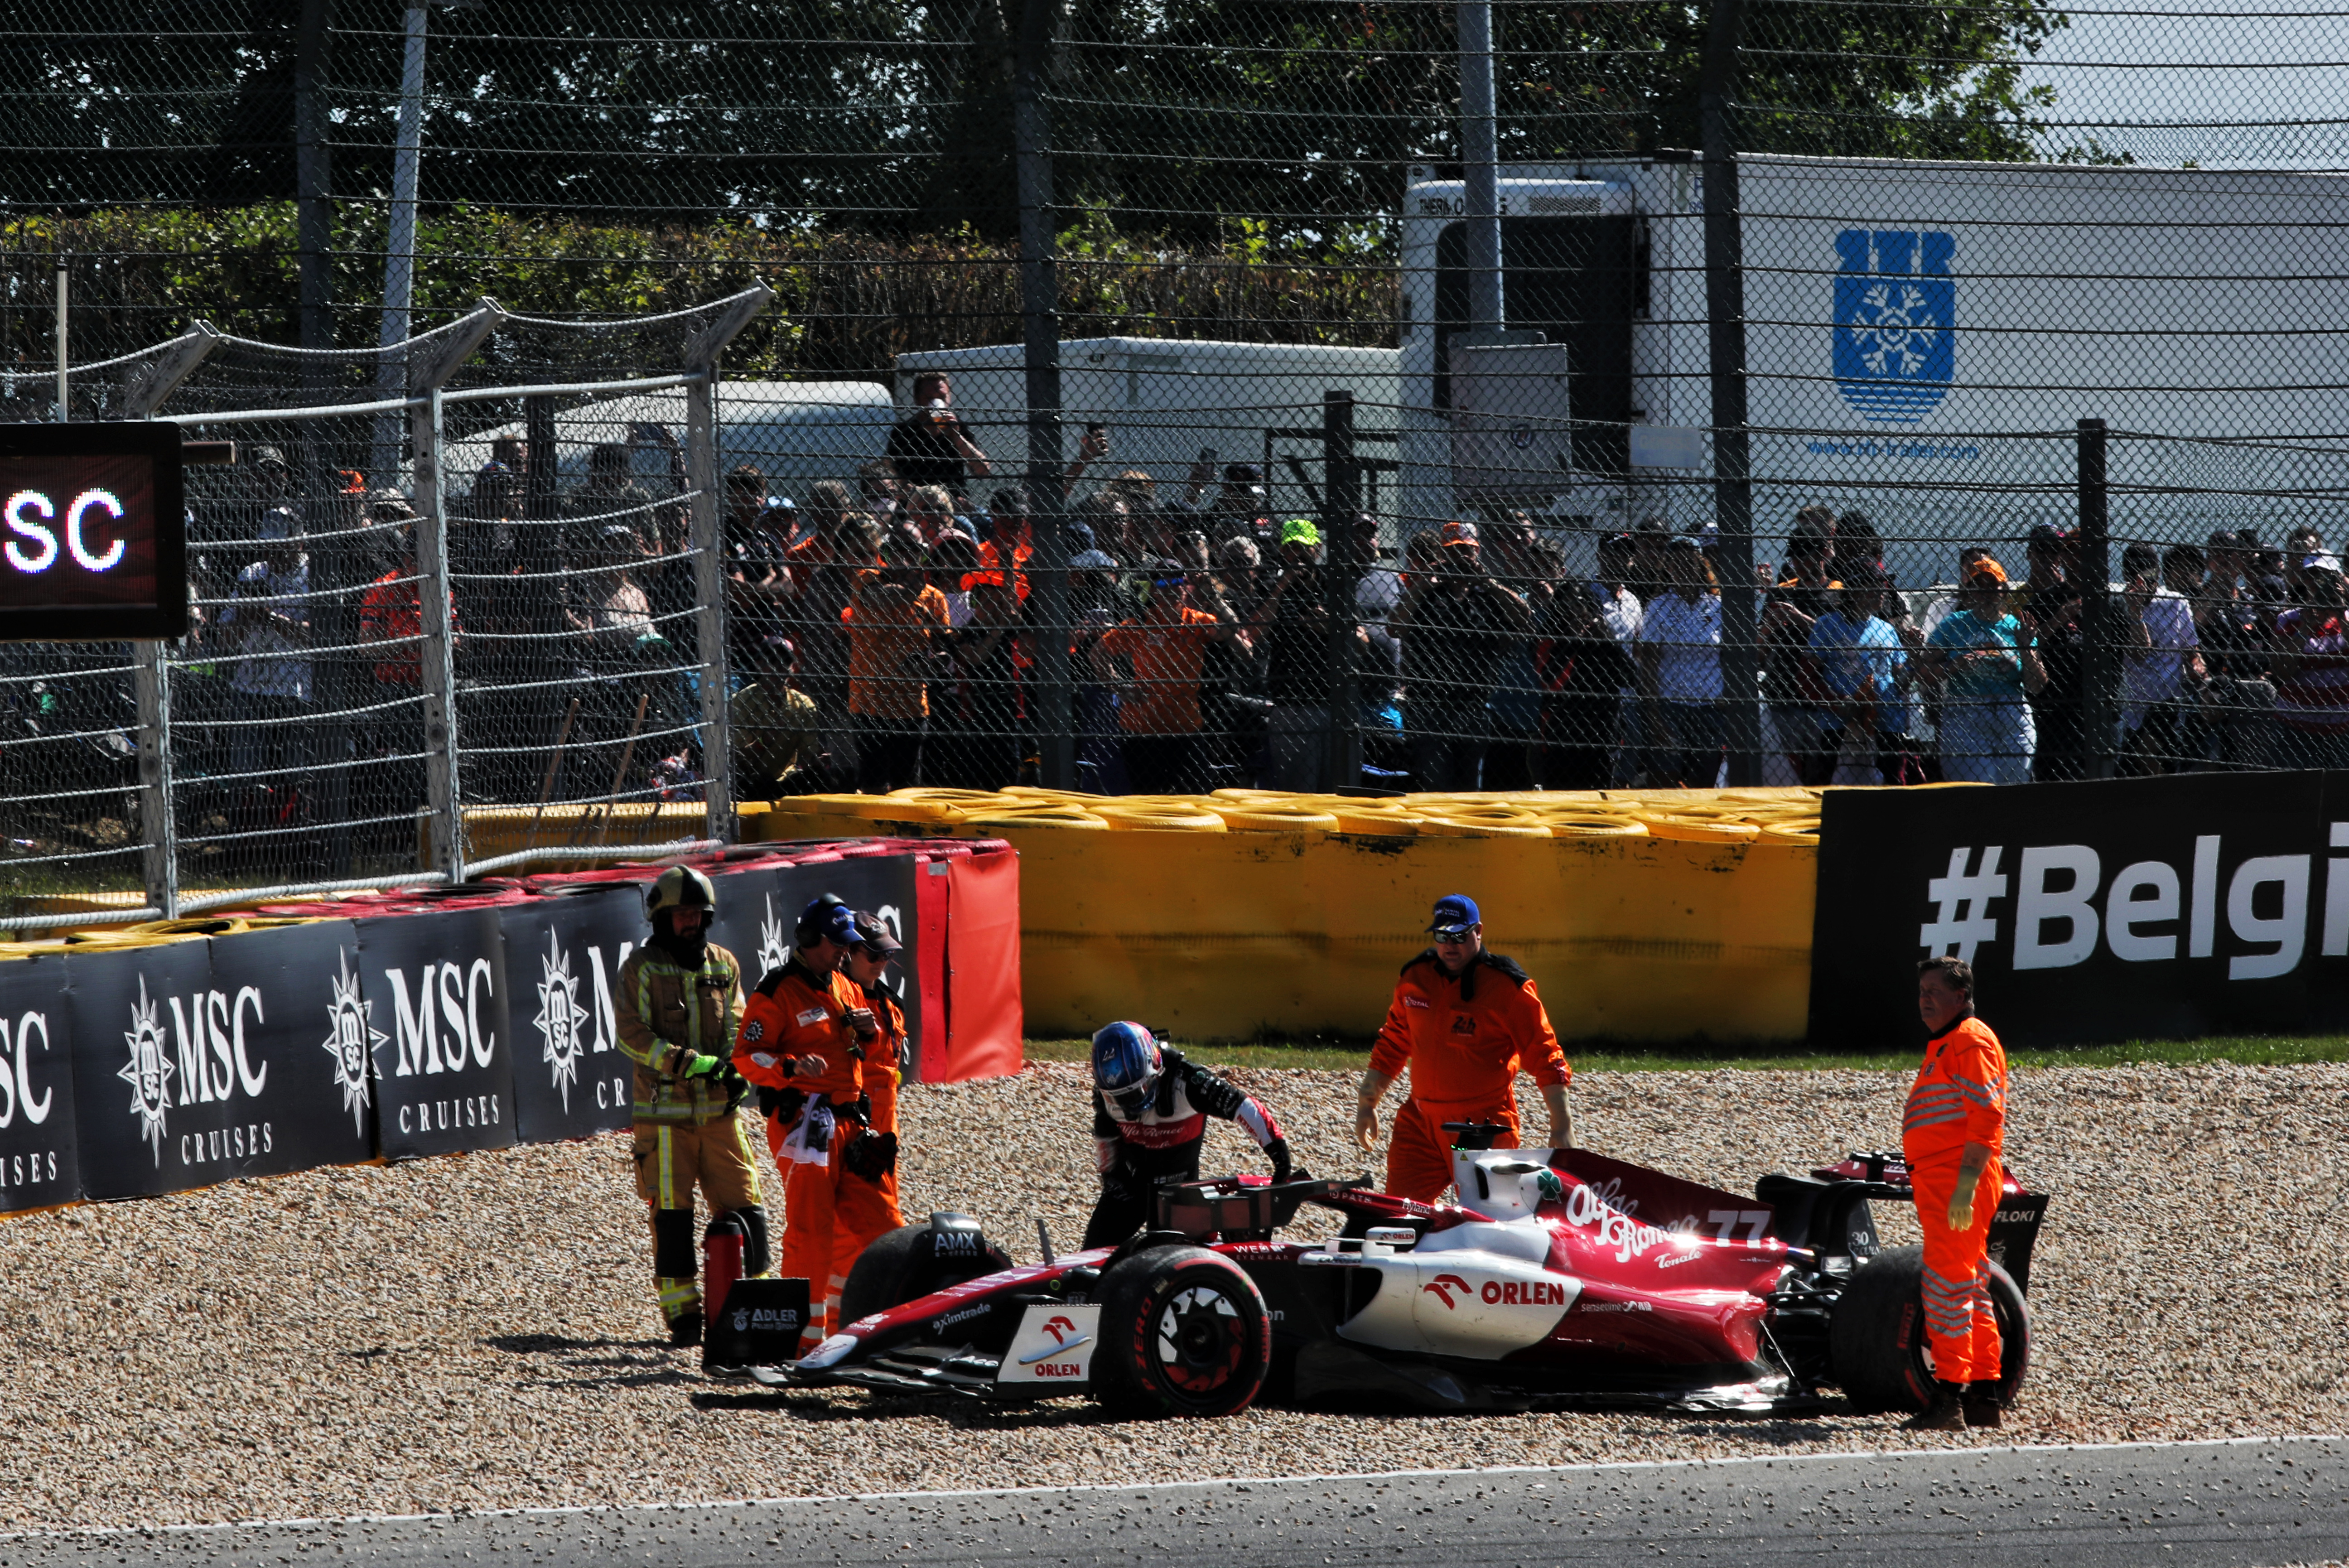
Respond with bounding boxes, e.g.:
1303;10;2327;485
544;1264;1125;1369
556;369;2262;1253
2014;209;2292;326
1;205;1399;378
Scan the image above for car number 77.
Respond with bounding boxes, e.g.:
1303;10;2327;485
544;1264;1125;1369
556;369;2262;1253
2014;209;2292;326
1705;1209;1772;1243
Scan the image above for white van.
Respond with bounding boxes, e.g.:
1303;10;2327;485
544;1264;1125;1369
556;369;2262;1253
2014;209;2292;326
894;338;1401;522
444;379;894;506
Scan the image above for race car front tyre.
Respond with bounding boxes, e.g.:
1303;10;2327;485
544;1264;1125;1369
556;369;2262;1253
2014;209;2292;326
1828;1244;2031;1414
838;1217;1016;1331
1092;1245;1272;1419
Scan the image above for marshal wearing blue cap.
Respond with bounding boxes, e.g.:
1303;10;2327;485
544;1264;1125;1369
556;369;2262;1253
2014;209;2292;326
1354;893;1572;1202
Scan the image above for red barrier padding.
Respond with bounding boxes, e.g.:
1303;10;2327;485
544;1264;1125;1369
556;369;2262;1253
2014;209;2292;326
937;844;1023;1083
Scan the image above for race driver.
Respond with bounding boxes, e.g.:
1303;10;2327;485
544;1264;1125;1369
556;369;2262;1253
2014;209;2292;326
1085;1022;1295;1249
733;893;870;1350
613;866;767;1347
1904;955;2011;1432
836;910;909;1243
1355;894;1571;1202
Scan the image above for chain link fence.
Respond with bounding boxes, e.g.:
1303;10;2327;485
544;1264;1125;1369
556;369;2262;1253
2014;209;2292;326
8;0;2349;914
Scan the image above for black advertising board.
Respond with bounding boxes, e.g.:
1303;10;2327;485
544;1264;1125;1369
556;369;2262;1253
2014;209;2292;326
65;941;223;1199
0;955;82;1211
709;856;922;1053
63;928;377;1201
355;907;520;1159
202;919;379;1172
0;421;187;640
502;886;646;1144
1809;772;2349;1050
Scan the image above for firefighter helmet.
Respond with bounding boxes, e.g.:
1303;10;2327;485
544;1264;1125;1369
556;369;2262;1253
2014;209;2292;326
646;866;718;921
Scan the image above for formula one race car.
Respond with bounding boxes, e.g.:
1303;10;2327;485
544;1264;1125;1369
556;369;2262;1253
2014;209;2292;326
787;1126;2049;1418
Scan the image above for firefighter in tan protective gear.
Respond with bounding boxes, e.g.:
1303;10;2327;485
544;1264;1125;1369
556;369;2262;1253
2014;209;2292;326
615;866;783;1347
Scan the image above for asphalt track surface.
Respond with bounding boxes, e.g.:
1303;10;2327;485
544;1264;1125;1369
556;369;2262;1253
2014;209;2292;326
5;1437;2342;1568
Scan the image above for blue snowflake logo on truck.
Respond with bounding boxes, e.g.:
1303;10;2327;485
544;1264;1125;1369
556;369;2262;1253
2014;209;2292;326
1833;230;1954;423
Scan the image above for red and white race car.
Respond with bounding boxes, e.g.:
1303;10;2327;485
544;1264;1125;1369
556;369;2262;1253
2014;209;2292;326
787;1124;2047;1418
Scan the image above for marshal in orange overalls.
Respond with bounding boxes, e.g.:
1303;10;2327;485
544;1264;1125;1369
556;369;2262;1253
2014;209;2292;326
1369;949;1569;1201
836;977;909;1268
1902;1014;2009;1385
735;954;867;1349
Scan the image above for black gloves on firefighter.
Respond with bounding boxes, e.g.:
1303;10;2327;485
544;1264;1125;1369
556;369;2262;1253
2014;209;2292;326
1266;1138;1293;1186
721;1065;754;1115
843;1129;899;1182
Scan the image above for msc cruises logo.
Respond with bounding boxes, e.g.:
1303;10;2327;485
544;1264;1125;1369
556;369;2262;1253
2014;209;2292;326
1832;229;1954;424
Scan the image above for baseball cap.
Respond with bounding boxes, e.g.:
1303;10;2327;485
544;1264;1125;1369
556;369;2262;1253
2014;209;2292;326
1223;463;1263;485
850;911;902;955
1426;894;1481;937
801;896;858;946
1965;557;2009;585
1279;518;1322;548
1440;520;1479;548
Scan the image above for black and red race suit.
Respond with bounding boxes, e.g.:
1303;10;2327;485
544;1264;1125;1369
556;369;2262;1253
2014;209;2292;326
1084;1047;1287;1249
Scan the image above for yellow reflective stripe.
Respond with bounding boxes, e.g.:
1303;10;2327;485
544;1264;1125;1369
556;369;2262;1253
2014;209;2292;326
655;1124;679;1209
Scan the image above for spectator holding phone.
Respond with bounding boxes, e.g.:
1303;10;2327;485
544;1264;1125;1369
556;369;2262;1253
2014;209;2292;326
887;372;991;491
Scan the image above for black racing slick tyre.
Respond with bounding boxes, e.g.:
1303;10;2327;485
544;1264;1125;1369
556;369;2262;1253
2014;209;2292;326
1091;1245;1272;1419
1828;1244;2031;1414
837;1220;1015;1332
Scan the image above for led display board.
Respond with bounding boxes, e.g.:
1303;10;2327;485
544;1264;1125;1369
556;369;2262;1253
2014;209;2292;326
0;423;186;640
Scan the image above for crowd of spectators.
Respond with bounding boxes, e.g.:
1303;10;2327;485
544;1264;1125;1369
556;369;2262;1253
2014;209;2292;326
724;436;2349;798
156;375;2349;861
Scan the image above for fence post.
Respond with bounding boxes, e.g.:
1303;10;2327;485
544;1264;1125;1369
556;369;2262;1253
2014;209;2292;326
415;387;466;880
124;342;220;919
133;641;178;919
1017;0;1071;789
294;0;337;359
1321;390;1362;790
680;282;775;842
406;301;502;879
1701;0;1757;788
2077;418;2116;779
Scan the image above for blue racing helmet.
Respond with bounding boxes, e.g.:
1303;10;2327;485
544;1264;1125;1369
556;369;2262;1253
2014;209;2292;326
1091;1021;1163;1120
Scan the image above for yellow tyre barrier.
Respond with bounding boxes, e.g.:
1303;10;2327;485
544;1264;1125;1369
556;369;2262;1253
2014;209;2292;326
1636;816;1763;844
1212;806;1340;835
1094;804;1229;831
1539;815;1650;837
1414;809;1552;838
1758;819;1822;846
960;808;1110;831
1326;807;1423;836
785;792;964;822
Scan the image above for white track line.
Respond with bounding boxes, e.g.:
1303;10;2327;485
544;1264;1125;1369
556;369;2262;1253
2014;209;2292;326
5;1431;2341;1544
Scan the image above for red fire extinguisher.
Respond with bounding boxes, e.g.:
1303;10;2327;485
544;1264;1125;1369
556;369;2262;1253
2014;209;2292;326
703;1212;745;1326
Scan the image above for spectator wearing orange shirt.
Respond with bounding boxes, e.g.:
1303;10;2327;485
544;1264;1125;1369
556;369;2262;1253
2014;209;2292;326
1090;560;1246;793
844;528;949;792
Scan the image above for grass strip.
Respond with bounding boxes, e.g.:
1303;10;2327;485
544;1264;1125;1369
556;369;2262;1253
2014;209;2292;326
1020;1034;2349;1075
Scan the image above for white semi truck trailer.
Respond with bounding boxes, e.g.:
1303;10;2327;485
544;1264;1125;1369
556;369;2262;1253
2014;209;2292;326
1402;154;2349;580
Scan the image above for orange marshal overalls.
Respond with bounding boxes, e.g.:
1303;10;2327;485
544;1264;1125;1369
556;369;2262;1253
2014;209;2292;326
852;981;909;1220
826;979;909;1320
1902;1013;2009;1385
735;955;866;1348
1369;950;1570;1202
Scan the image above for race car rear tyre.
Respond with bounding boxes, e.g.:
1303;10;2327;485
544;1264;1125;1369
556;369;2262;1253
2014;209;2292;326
1092;1245;1272;1419
838;1220;1015;1331
1828;1244;2031;1414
